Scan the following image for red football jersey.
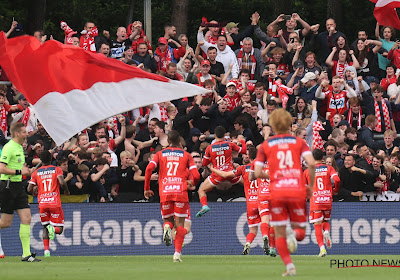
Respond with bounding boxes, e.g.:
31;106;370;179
223;92;241;112
203;140;243;171
304;163;340;211
255;162;271;201
323;89;349;122
255;134;311;201
150;147;196;203
234;164;258;206
30;165;63;208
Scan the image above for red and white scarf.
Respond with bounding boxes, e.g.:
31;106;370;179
374;100;391;132
155;47;173;72
335;61;348;78
0;107;7;135
20;107;30;126
237;48;256;79
60;21;77;45
268;77;292;108
268;77;278;97
312;121;325;151
159;106;168;122
347;107;362;130
111;116;119;137
80;27;98;53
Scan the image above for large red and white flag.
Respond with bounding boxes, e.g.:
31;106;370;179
371;0;400;30
0;32;207;145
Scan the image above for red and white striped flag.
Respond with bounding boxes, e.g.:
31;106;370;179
371;0;400;30
0;32;207;145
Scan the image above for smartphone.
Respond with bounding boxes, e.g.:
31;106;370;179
290;37;295;44
283;15;291;20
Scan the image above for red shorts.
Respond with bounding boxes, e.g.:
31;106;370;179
160;201;189;219
309;210;331;224
39;206;64;226
258;200;270;217
247;205;261;227
269;199;307;227
208;172;241;186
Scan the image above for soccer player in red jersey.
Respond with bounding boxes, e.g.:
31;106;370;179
144;130;200;262
209;146;263;255
27;151;69;257
304;149;340;257
254;109;315;277
196;126;247;217
250;161;277;257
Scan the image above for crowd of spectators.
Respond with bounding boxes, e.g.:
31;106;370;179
1;11;400;203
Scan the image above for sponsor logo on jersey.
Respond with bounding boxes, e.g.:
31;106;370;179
268;136;297;146
329;97;345;109
161;149;184;157
211;143;230;152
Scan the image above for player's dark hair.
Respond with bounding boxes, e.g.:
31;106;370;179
56;157;68;166
313;149;324;161
168;130;181;146
40;150;52;165
94;158;108;166
247;145;257;160
214;126;226;138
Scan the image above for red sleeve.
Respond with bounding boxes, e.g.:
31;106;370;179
145;153;159;191
233;165;244;177
187;152;200;185
29;171;37;184
388;48;395;61
173;46;186;59
300;139;311;157
303;169;309;185
202;146;211;166
330;166;340;193
381;78;390;91
254;143;267;166
3;104;11;112
56;167;63;176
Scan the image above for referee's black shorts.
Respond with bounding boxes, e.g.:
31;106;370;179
0;181;30;214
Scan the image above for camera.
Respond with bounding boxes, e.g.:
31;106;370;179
283;15;292;20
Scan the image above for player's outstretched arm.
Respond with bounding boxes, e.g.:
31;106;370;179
303;153;315;198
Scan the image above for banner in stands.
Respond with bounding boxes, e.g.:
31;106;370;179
1;202;399;256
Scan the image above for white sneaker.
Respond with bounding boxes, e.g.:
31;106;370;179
323;231;332;249
282;267;296;276
173;252;182;262
286;226;297;253
242;242;251;255
0;249;4;258
163;224;172;246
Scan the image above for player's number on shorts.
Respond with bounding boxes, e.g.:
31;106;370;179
277;151;294;169
167;162;179;176
317;177;324;190
215;155;226;167
43;179;52;192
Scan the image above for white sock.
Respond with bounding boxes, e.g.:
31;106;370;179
286;263;295;271
0;232;3;253
174;252;181;257
320;245;326;251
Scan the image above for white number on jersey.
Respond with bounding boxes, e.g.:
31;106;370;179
317;177;324;190
277;151;294;169
43;179;52;192
215;155;226;167
166;162;179;176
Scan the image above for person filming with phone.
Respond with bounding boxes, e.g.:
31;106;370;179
267;13;311;45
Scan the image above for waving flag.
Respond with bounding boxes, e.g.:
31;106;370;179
0;32;207;145
371;0;400;30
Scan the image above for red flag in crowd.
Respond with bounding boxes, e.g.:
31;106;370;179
371;0;400;30
0;32;207;146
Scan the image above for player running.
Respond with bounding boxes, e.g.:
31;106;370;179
304;149;340;257
250;161;277;257
254;109;315;277
27;151;70;257
196;126;247;217
144;130;200;262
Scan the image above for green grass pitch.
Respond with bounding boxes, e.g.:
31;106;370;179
1;255;399;280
